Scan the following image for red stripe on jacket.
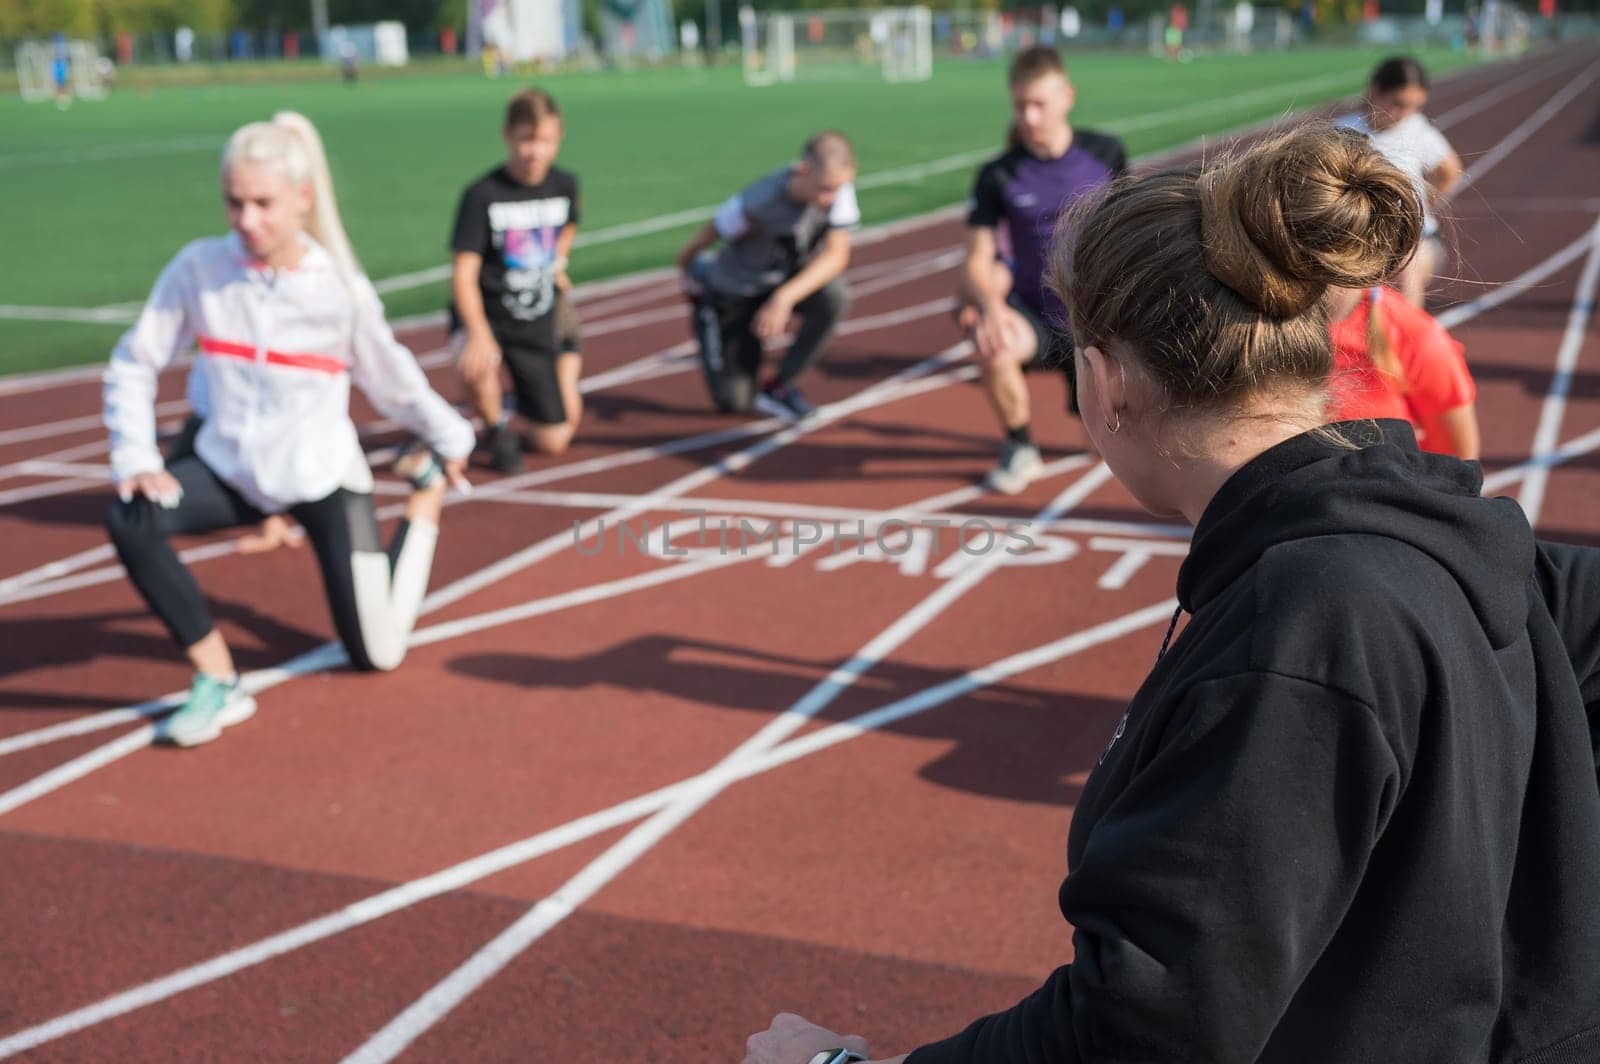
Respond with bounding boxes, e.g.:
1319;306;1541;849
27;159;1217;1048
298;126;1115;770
197;335;347;375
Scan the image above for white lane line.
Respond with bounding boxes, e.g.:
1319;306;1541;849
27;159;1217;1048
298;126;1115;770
1482;422;1600;495
0;477;102;508
13;460;111;479
0;562;729;760
0;242;950;497
419;346;972;614
341;461;1116;1061
0;437;119;481
1518;214;1600;527
567;247;964;342
0;293;957;602
0;598;1175;1061
1446;59;1600;203
0;356;974;795
1436;226;1595;330
0;642;349;813
0;419;1079;764
1432;49;1590;130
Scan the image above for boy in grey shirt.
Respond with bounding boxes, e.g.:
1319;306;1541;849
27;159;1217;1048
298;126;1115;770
676;131;858;419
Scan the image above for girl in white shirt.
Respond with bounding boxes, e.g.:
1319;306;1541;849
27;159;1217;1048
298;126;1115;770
1334;56;1464;307
103;112;476;747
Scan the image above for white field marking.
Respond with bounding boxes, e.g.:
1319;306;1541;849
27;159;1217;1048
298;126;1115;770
0;641;348;812
13;460;111;479
350;67;1377;305
0;562;721;761
1446;59;1600;203
1431;49;1593;129
0;238;947;475
341;462;1115;1062
0;292;960;604
0;543;119;600
0;354;974;774
419;347;974;614
1436;226;1596;330
573;246;964;341
0;304;149;325
0;598;1174;1060
1453;197;1600;215
0;396;187;451
0;135;228;171
0;61;1407;336
1090;536;1194;590
1481;422;1600;495
0;437;117;480
571;242;962;329
0;427;1083;763
0;728;159;817
0;477;102;508
1518;214;1600;527
441;486;1192;542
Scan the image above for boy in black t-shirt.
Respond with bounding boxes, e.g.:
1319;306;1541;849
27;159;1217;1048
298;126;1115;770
450;87;583;474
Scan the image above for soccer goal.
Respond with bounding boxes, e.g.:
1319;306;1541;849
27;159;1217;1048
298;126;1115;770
15;40;107;102
741;6;932;87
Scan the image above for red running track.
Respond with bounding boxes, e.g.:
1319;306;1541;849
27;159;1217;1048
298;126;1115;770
1;45;1598;1062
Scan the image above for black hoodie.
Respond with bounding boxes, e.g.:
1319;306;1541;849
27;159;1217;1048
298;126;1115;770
908;421;1600;1064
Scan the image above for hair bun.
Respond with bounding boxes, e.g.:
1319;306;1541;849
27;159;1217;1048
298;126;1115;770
1197;125;1423;319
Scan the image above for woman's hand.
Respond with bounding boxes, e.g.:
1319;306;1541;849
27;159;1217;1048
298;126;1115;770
741;1013;870;1064
116;469;183;508
442;457;471;495
456;331;503;386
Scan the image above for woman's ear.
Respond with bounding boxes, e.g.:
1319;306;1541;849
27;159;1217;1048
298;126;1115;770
1080;343;1127;426
296;180;315;218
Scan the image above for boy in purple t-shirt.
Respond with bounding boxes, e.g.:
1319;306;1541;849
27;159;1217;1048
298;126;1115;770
959;47;1126;494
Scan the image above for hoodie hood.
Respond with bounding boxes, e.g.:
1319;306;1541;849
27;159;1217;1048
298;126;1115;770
1178;420;1534;649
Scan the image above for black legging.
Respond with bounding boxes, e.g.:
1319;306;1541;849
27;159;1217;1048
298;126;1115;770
692;279;851;413
106;456;436;672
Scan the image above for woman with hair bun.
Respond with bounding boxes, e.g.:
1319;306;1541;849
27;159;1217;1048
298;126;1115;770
742;125;1600;1064
103;112;475;747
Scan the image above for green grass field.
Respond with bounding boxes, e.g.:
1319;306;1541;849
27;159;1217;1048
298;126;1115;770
0;46;1483;376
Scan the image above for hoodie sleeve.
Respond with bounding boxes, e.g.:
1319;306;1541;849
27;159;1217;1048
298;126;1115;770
103;247;198;484
907;672;1400;1064
1534;540;1600;766
346;276;476;462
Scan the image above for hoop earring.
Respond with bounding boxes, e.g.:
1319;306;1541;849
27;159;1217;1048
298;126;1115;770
1107;408;1122;435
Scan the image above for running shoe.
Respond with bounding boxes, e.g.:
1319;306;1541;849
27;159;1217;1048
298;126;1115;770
485;423;524;474
986;441;1043;496
754;380;818;421
159;673;257;748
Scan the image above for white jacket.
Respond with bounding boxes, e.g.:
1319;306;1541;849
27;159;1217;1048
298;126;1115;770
104;233;474;513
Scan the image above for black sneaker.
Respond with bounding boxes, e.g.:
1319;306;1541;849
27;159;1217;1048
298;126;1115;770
485;423;525;474
753;381;817;421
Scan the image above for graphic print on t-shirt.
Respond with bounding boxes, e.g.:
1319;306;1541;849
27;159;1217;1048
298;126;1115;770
488;197;570;322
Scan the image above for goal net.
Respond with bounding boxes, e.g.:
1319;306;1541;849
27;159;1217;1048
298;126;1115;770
16;40;107;102
742;6;932;86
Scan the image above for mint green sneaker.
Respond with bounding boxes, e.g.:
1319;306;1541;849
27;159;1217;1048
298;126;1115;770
159;673;257;748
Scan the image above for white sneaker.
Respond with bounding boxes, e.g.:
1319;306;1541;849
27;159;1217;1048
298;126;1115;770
986;441;1043;496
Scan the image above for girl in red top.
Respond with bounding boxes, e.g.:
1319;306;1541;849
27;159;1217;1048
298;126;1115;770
1326;284;1480;459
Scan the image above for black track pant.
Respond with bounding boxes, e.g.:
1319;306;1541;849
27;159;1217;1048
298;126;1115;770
691;279;851;413
106;456;437;672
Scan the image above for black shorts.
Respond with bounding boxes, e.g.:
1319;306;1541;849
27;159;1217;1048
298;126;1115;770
458;291;582;426
1007;293;1080;413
